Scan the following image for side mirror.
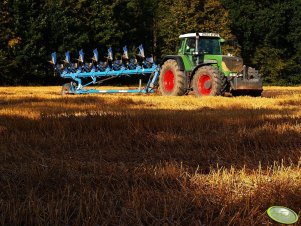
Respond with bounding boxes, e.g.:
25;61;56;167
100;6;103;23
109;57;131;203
220;38;225;43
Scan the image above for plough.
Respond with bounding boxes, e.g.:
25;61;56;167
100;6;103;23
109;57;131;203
51;45;160;95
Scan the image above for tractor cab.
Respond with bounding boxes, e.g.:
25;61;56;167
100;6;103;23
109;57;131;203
177;33;230;76
178;33;245;77
178;32;222;56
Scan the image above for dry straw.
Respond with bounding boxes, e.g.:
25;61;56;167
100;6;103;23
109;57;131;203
1;86;301;225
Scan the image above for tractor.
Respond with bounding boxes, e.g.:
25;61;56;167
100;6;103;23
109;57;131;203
159;32;263;96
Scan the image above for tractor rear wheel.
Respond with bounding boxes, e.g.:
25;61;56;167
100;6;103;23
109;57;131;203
159;59;185;96
192;66;226;96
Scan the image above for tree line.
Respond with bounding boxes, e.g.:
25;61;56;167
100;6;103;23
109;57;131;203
0;0;300;85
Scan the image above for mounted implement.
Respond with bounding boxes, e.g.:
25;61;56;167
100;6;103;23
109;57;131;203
51;45;159;95
51;33;263;96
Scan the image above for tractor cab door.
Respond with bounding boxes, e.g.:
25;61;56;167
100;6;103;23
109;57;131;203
184;38;196;55
183;38;197;66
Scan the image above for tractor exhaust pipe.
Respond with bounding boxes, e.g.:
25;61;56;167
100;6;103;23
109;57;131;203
195;32;200;65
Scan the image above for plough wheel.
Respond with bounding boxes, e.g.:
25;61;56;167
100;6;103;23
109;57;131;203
61;83;74;95
159;59;185;96
192;66;226;96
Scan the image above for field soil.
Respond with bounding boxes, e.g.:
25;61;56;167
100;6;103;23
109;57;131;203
1;86;301;225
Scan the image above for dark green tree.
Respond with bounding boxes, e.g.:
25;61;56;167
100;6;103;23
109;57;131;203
156;0;237;58
0;0;18;84
1;0;301;85
221;0;301;84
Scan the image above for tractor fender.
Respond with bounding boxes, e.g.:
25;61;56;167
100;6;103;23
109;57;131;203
191;63;215;78
161;55;185;71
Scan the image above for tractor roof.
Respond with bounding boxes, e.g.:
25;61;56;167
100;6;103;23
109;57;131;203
179;33;220;38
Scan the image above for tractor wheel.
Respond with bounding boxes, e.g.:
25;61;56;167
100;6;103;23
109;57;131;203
192;66;226;96
159;59;185;96
61;83;74;95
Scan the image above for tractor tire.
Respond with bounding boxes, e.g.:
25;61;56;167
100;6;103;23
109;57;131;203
192;66;226;96
61;83;74;95
159;59;186;96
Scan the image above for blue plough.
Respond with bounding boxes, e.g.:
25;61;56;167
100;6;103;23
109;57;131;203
50;45;160;95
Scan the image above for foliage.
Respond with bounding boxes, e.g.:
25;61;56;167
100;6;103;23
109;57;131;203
0;0;300;85
156;0;237;56
221;0;301;84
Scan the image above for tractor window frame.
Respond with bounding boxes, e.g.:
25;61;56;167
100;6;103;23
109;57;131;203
178;39;185;54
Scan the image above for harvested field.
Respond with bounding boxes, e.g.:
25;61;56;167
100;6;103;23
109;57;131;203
1;86;301;225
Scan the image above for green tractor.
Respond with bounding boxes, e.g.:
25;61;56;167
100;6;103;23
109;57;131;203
159;32;263;96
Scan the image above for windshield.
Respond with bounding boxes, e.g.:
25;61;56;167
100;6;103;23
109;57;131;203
198;38;221;55
185;37;221;55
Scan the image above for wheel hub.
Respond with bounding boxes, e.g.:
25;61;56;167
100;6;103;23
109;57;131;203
204;80;212;89
163;70;175;92
198;74;212;95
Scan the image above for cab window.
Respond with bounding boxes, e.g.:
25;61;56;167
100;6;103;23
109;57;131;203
185;38;196;54
198;38;221;55
178;39;185;53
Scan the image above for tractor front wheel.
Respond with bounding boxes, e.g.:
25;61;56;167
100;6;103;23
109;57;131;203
159;59;185;96
192;66;226;96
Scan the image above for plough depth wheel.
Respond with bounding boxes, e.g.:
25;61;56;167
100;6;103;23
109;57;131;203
61;83;74;95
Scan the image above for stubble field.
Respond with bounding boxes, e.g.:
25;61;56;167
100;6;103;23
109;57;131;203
1;86;301;225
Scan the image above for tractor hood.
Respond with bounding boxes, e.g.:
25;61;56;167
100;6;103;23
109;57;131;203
222;55;243;73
